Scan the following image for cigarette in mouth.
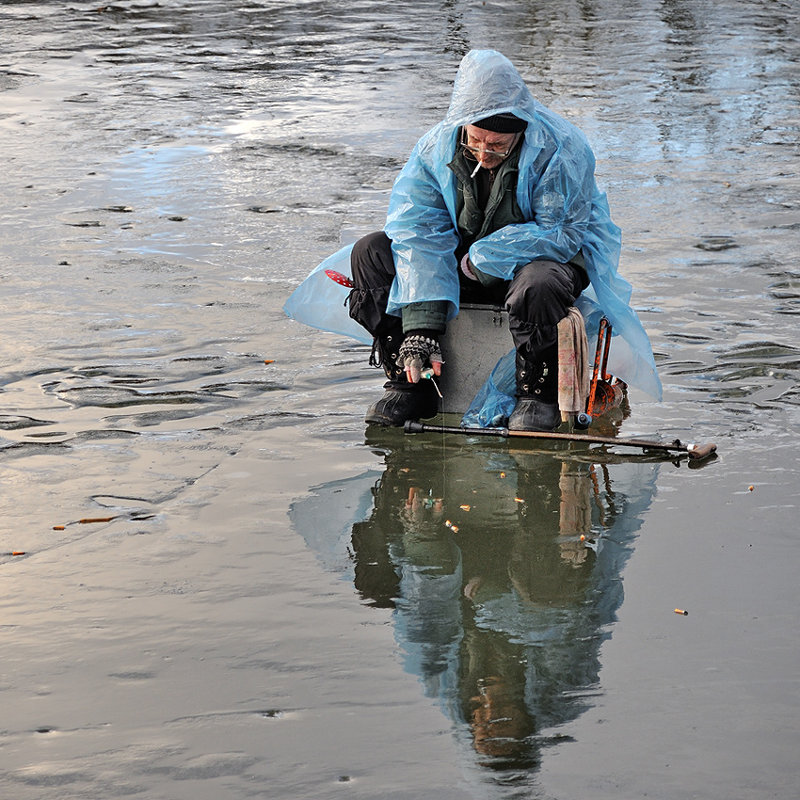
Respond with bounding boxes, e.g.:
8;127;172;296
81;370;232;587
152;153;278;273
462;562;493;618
470;161;481;178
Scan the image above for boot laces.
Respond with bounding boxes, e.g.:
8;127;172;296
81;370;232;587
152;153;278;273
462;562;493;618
369;338;387;368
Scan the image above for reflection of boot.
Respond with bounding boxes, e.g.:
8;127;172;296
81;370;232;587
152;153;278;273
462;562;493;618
508;349;560;432
365;333;438;426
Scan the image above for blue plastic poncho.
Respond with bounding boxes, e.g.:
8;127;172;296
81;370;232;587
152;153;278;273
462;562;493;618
284;49;662;400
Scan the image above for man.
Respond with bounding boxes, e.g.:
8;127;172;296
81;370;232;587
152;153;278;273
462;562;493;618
284;50;661;427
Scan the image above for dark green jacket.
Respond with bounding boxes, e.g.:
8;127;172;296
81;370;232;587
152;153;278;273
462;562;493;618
401;145;525;333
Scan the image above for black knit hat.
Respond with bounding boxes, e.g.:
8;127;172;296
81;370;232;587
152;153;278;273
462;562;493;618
472;113;528;133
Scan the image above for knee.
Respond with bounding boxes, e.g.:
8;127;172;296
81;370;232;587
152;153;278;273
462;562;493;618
352;231;390;259
508;261;568;305
351;231;393;283
517;260;565;291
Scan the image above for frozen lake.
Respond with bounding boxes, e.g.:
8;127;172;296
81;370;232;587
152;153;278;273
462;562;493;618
1;2;798;798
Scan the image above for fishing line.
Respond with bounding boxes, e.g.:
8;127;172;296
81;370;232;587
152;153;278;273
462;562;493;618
421;368;448;502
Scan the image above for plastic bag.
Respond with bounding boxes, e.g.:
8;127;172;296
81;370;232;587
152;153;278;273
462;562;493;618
461;349;517;428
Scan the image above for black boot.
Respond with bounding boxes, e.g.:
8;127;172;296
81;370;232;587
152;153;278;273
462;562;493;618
364;334;439;426
507;350;561;432
365;380;439;426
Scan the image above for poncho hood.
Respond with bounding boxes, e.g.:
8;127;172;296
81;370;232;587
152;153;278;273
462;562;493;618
443;49;538;131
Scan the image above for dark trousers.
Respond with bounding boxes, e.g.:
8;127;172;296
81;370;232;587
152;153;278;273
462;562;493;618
348;231;586;363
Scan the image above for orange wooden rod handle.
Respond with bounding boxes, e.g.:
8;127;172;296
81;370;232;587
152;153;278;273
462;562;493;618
687;442;717;460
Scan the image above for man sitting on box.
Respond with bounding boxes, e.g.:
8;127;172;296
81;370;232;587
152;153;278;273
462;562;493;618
311;49;660;429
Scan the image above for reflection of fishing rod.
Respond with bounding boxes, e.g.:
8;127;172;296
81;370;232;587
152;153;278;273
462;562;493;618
404;420;717;461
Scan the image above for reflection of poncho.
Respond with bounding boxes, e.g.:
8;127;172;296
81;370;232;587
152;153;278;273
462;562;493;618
285;50;662;400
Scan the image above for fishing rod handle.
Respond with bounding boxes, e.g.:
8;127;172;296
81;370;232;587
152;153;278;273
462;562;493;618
686;442;717;460
404;420;427;433
403;420;506;437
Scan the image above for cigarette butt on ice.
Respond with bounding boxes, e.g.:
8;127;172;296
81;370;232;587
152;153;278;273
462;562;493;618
264;359;275;365
78;517;115;524
53;525;65;531
674;608;689;616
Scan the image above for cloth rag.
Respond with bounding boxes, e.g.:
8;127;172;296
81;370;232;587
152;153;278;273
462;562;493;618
557;307;590;419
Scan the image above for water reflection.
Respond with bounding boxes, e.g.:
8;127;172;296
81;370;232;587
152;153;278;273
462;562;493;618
291;433;660;786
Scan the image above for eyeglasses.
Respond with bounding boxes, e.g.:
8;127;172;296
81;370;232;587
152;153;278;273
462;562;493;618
460;129;520;159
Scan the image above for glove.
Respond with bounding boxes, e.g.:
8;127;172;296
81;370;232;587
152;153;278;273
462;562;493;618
460;252;478;281
398;333;443;383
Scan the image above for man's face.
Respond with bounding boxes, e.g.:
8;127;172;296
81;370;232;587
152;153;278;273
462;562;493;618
463;124;520;170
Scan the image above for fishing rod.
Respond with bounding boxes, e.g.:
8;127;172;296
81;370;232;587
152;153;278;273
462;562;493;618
330;267;717;461
404;420;717;461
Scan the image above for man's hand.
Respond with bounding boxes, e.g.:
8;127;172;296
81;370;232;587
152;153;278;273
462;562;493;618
460;253;479;281
398;333;443;383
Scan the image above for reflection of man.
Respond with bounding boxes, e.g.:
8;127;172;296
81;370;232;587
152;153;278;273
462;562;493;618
344;49;660;430
285;418;665;778
344;440;653;775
